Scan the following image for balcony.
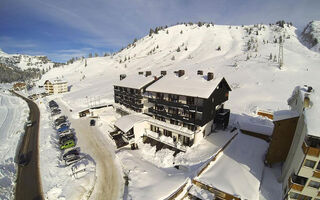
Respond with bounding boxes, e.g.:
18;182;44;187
288;174;307;192
144;129;186;152
302;141;320;157
148;108;202;125
148;98;203;112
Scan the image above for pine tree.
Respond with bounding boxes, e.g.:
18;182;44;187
171;55;175;60
149;28;154;36
269;53;272;60
180;30;183;34
95;53;98;57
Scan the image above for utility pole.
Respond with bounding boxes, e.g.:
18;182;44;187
278;36;284;69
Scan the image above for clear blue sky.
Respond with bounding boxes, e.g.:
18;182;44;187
0;0;319;62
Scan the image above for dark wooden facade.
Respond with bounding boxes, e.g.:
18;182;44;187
147;78;231;131
265;116;299;165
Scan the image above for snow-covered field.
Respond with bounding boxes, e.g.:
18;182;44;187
0;90;29;200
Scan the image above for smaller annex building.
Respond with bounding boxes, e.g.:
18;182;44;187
44;79;68;95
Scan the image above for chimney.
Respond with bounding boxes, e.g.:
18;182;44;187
145;71;152;77
153;76;158;80
138;71;143;75
161;71;167;76
120;74;126;80
178;70;185;77
197;70;203;75
207;72;214;81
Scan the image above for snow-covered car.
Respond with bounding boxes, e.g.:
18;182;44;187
26;120;33;127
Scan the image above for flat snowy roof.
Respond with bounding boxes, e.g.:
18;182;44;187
195;133;268;200
114;114;147;133
113;75;155;90
146;74;227;99
273;110;299;121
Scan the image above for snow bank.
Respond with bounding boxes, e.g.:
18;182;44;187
38;99;96;200
0;90;29;200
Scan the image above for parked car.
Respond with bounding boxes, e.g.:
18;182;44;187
18;154;29;166
63;149;80;160
55;119;68;127
59;134;75;144
26;120;33;127
65;155;82;166
54;116;68;125
90;119;96;126
57;125;70;133
56;122;69;129
60;139;75;150
51;108;61;116
58;130;73;138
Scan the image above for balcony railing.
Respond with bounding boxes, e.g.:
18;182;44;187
289;174;307;192
144;129;186;151
302;141;320;157
148;108;202;125
148;98;203;112
114;90;143;99
313;171;320;179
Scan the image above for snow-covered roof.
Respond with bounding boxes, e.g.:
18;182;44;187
114;114;147;133
291;86;320;138
195;133;268;200
113;75;155;90
273;110;299;121
146;74;229;99
45;79;67;84
237;115;274;136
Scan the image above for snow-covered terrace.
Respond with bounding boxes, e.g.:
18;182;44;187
146;72;225;98
194;133;268;200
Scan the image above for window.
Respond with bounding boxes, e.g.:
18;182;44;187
168;94;179;102
289;192;311;200
186;96;194;105
304;159;316;168
156;93;164;100
308;180;320;189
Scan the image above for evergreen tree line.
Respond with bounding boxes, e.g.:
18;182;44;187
0;63;42;83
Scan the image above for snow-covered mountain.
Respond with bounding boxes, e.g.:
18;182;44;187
40;22;320;117
0;49;62;83
0;48;56;71
301;21;320;52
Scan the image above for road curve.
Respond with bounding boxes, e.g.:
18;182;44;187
13;92;43;200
